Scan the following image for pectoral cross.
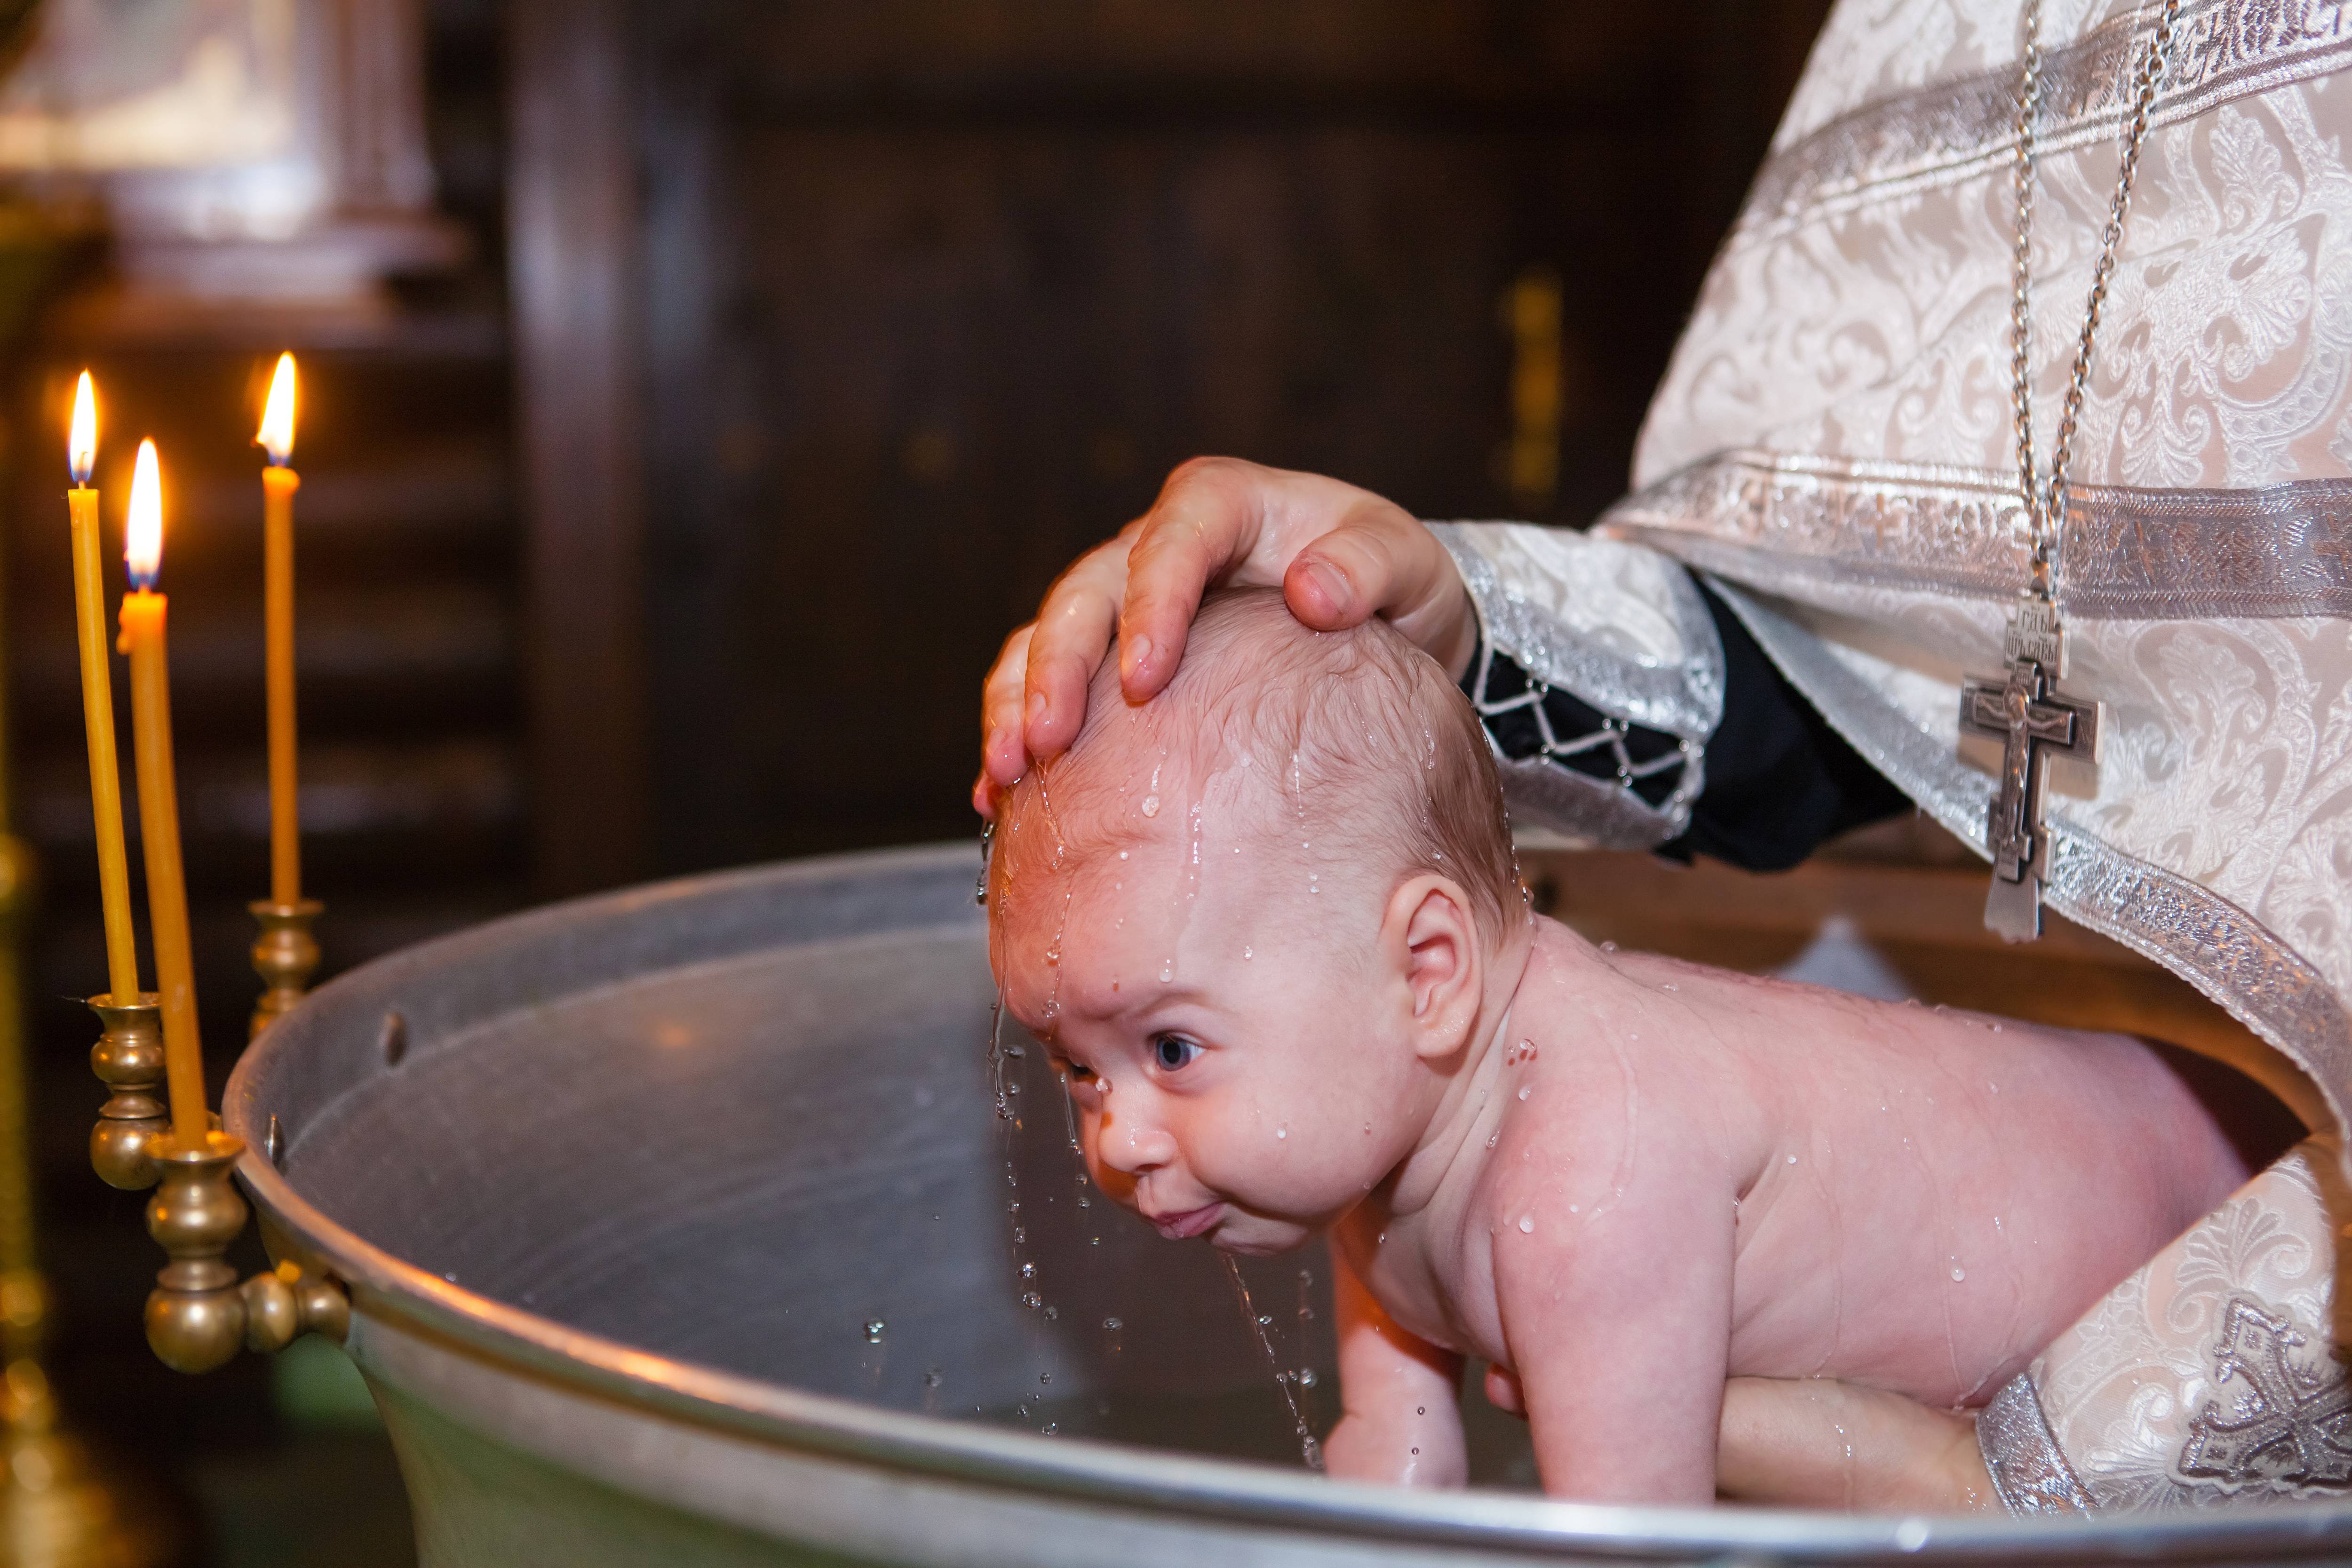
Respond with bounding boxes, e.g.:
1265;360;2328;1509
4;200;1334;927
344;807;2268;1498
1957;599;2101;942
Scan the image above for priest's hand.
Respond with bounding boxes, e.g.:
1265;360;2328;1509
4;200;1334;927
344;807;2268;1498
977;457;1475;813
1715;1376;1996;1512
1482;1365;1997;1511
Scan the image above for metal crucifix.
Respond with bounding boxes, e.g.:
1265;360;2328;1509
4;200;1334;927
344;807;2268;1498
1958;598;2101;942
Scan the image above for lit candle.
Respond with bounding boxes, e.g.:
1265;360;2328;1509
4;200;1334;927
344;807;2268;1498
119;440;206;1149
257;353;301;908
66;373;141;1003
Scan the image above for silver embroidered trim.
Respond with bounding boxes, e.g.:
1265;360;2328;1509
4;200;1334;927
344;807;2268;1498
1431;523;1724;736
1708;581;2352;1150
2174;1296;2352;1493
1492;753;1684;852
1979;1374;2099;1517
1603;449;2352;621
1738;0;2352;249
1462;637;1702;825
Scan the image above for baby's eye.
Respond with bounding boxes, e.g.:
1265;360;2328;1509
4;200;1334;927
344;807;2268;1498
1152;1035;1201;1072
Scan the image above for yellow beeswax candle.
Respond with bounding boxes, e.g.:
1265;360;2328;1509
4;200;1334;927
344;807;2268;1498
66;372;140;1003
257;353;301;907
119;439;206;1149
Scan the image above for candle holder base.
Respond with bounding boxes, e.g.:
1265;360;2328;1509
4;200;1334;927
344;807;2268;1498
248;899;323;1040
87;994;166;1191
143;1130;347;1374
3;1269;178;1568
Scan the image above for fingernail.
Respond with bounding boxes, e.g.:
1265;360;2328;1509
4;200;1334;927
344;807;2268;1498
1297;559;1348;613
1125;635;1152;678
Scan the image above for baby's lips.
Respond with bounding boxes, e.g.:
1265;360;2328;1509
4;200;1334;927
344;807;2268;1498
1148;1202;1225;1241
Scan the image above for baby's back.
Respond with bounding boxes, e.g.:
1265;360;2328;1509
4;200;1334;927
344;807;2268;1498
1546;934;2262;1409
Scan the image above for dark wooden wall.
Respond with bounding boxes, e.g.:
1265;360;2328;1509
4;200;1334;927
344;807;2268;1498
611;0;1835;876
11;6;1833;1541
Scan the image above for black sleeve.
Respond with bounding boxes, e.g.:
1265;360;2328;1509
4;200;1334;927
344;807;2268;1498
1459;578;1909;872
1661;579;1909;870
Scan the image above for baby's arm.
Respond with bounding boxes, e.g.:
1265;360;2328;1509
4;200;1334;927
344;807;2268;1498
1494;1162;1737;1503
1324;1244;1467;1487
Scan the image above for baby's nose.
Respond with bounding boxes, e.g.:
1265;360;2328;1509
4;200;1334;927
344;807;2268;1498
1095;1116;1174;1177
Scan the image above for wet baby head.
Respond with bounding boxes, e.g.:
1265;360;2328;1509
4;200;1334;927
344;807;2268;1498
987;589;1522;1254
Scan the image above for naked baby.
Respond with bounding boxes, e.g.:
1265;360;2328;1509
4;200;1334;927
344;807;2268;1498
983;589;2269;1504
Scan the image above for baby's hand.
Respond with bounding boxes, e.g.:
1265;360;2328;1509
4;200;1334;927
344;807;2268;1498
1324;1401;1467;1488
1329;1245;1468;1487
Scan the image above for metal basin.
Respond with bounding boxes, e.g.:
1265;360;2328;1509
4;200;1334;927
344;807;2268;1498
223;843;2352;1565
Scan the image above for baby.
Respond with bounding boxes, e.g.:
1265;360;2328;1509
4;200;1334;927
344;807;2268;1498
984;589;2268;1504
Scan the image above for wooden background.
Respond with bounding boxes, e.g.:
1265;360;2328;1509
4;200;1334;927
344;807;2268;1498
5;0;1835;1553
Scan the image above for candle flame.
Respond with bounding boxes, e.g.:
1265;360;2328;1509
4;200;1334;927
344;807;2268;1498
257;352;296;465
126;439;162;588
69;371;95;486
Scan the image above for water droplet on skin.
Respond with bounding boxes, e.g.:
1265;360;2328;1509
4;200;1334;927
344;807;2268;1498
1416;1406;1426;1416
1243;947;1253;960
1788;1154;1798;1165
1569;1203;1579;1213
1951;1266;1966;1281
1517;1086;1531;1101
1117;850;1128;860
1158;964;1173;983
1992;1022;2003;1033
1276;1126;1287;1139
1661;982;1677;992
1486;1132;1498;1147
1518;1215;1534;1234
1599;940;1618;953
1140;795;1161;817
864;1319;886;1343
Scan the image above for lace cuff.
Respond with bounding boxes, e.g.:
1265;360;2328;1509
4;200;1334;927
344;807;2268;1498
1431;521;1721;848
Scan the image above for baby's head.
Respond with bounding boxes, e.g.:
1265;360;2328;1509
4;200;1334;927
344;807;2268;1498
988;589;1523;1254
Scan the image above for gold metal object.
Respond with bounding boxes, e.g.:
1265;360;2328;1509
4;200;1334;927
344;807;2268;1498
248;897;323;1039
1501;266;1565;507
86;995;165;1191
141;1130;346;1374
5;844;170;1561
3;1281;173;1568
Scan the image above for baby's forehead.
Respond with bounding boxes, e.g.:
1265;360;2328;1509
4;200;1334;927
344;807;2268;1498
993;744;1298;910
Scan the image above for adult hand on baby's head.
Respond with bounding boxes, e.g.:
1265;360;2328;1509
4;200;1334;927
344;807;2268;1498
976;458;1476;814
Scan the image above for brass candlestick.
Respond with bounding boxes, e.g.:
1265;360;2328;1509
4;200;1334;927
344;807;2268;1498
88;993;165;1190
143;1130;346;1374
88;1001;350;1371
248;897;322;1038
8;859;170;1563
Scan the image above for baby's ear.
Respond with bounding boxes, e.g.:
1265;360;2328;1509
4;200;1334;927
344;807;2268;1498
1383;874;1484;1060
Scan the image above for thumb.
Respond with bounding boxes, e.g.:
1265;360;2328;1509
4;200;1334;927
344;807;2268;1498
1282;512;1409;630
1282;506;1471;674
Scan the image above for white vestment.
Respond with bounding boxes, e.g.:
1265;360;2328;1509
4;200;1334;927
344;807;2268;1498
1438;0;2352;1513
